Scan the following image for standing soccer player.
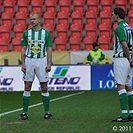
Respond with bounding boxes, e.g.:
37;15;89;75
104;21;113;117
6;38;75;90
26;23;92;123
112;7;133;122
20;12;53;120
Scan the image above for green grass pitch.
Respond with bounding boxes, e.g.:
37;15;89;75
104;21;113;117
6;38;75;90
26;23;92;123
0;90;133;133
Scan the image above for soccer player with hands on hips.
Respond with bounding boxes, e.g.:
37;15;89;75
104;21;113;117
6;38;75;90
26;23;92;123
112;7;133;122
20;12;53;120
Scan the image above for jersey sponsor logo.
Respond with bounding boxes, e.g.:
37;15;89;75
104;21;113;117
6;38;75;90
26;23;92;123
31;46;41;54
28;40;45;44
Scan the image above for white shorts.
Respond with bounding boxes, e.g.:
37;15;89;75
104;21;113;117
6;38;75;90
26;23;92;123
113;58;132;86
23;57;49;82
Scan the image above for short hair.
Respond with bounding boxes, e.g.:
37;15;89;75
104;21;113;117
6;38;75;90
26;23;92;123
30;12;41;19
114;7;125;19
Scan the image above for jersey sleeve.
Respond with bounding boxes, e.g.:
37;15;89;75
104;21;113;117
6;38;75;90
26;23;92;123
20;31;27;46
46;31;53;47
116;27;126;42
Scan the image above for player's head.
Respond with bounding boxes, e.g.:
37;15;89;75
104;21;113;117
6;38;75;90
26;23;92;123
112;7;125;22
30;12;41;27
92;42;99;50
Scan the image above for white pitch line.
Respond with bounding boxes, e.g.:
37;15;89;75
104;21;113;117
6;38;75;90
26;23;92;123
0;91;84;117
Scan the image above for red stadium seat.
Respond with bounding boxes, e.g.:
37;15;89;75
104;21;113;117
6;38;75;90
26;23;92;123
128;10;133;23
14;24;26;38
15;11;28;26
115;0;127;11
87;0;99;12
43;11;56;25
129;0;133;10
70;23;82;38
54;36;67;51
57;11;69;26
56;24;68;38
12;37;22;52
100;0;112;12
17;0;29;15
100;10;112;24
1;11;14;27
45;0;57;13
129;23;133;29
69;36;81;51
0;37;9;52
3;0;16;13
113;23;118;30
85;23;97;38
98;23;111;37
71;11;83;25
84;36;96;50
73;0;85;14
59;0;71;13
98;36;110;50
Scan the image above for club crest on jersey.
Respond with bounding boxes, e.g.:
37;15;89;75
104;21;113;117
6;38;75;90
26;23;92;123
28;40;45;44
31;46;41;54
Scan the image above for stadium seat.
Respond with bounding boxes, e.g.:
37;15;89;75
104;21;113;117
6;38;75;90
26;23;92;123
129;0;133;10
69;36;81;51
100;10;112;24
100;0;112;12
115;0;127;11
54;36;67;51
14;24;26;38
0;37;9;52
12;37;22;52
43;11;56;25
113;23;118;30
56;24;68;39
98;23;111;37
31;0;43;15
85;23;97;38
98;36;110;50
129;23;133;29
87;0;99;12
57;11;69;26
71;11;83;25
70;23;82;38
59;0;71;13
86;10;98;25
17;0;29;15
15;11;28;26
1;11;14;27
73;0;85;14
84;36;96;50
0;24;11;40
128;10;133;23
45;0;57;13
3;0;16;13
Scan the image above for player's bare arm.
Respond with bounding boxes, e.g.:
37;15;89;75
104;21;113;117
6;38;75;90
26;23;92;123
21;46;27;73
45;46;52;72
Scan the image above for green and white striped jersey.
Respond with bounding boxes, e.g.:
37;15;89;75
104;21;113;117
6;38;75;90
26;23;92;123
20;28;53;58
113;20;133;58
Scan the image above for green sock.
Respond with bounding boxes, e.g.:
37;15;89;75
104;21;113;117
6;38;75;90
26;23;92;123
23;96;30;115
128;92;133;117
42;96;50;114
118;90;128;118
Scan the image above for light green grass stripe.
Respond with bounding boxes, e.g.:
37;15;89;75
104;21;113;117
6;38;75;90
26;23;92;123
0;91;84;117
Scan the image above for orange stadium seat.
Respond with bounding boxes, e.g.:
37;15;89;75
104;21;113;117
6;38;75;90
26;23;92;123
1;11;14;27
128;10;133;23
0;37;9;52
69;36;81;51
31;0;43;15
14;24;26;38
57;11;69;26
71;11;83;25
84;36;96;50
87;0;99;12
12;37;22;52
15;11;28;26
17;0;29;15
59;0;71;13
100;10;112;24
3;0;16;13
56;24;68;39
70;23;82;38
115;0;127;11
98;36;110;50
85;23;97;38
98;23;111;37
100;0;112;12
45;0;57;13
43;11;56;25
54;36;67;51
86;10;98;25
73;0;85;14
